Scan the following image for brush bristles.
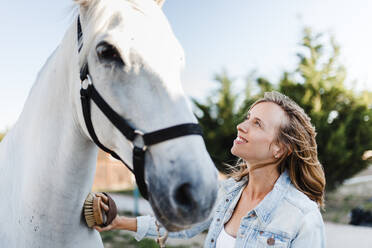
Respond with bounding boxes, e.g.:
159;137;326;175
84;193;101;228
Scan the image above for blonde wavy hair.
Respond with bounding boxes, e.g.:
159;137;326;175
229;91;325;207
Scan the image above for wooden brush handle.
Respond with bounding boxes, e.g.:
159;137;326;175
102;192;117;227
93;196;104;225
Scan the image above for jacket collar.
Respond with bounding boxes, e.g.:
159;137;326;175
253;170;291;224
226;170;291;225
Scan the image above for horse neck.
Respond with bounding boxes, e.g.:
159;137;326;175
10;20;98;220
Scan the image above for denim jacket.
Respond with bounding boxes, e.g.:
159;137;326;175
134;171;326;247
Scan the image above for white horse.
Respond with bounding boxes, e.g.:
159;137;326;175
0;0;218;247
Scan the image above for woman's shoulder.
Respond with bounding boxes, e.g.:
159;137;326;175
283;183;319;215
266;183;323;240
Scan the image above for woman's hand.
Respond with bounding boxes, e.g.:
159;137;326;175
93;215;122;232
93;193;137;232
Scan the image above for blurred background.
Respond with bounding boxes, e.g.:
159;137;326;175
1;0;372;247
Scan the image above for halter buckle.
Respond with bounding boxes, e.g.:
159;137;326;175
81;74;93;90
129;130;148;151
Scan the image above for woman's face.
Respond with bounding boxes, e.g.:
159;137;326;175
231;102;287;164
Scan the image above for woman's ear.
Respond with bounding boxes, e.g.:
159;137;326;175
272;142;286;159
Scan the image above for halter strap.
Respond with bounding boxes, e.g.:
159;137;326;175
80;65;136;142
80;84;128;161
77;16;203;200
77;16;83;53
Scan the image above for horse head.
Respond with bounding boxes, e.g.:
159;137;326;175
74;0;218;231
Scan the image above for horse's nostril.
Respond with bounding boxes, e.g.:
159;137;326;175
173;183;194;209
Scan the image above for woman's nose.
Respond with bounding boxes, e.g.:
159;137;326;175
237;122;248;133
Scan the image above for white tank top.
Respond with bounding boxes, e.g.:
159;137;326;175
216;227;236;248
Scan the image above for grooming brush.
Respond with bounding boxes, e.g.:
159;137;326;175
83;192;117;228
84;193;105;227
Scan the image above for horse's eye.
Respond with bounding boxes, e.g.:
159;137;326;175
96;41;124;66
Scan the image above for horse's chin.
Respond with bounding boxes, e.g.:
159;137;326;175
148;195;191;232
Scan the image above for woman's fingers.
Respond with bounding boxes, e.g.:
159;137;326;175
94;224;113;232
95;193;108;203
100;200;109;212
93;226;103;232
93;215;124;232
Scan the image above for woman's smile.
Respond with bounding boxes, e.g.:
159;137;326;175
234;135;248;145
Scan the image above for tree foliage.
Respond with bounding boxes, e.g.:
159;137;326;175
193;71;242;172
193;28;372;191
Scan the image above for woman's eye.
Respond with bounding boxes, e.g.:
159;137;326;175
254;120;261;127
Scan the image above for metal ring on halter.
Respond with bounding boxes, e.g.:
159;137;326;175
81;74;93;90
134;130;144;136
128;129;148;151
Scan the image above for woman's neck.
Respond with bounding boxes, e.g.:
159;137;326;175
244;165;280;201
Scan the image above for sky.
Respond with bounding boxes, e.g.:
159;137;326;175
1;0;372;131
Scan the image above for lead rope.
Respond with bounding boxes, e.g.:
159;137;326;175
155;220;169;248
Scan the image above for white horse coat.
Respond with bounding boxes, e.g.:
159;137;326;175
0;0;218;247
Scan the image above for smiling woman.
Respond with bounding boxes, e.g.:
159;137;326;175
230;92;325;207
96;91;326;248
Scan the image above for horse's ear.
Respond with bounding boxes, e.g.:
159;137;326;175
154;0;165;7
74;0;91;8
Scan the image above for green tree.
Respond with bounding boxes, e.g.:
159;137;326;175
278;28;372;191
193;71;242;172
194;28;372;191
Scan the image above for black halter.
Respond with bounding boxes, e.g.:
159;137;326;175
77;17;203;200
